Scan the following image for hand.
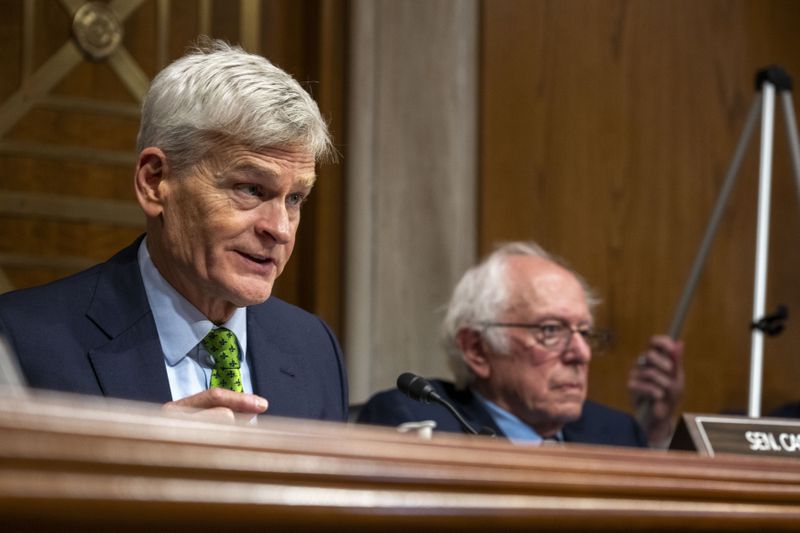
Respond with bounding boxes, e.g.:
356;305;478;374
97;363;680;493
628;335;685;448
162;387;268;424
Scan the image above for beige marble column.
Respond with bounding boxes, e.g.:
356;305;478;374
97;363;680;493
346;0;479;403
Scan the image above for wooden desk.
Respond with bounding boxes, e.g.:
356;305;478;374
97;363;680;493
1;390;799;531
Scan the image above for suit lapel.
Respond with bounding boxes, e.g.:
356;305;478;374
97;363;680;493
247;302;309;418
445;385;505;437
85;238;172;403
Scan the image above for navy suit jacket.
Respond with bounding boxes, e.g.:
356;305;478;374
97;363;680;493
0;237;348;422
357;379;647;447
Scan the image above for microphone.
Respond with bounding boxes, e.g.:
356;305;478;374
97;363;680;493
396;372;495;437
396;372;440;403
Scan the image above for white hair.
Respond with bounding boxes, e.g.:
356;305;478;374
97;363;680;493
136;38;335;174
442;241;600;389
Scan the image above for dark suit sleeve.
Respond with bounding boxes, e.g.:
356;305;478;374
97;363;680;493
355;384;468;434
0;269;119;398
563;400;649;448
356;389;420;427
248;296;349;423
317;317;349;422
769;402;800;418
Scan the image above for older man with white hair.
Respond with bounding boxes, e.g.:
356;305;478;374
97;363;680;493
358;242;682;447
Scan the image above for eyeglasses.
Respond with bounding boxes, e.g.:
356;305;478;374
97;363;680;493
479;320;611;352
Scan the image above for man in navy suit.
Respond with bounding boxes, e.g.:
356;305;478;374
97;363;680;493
358;242;682;447
0;39;347;423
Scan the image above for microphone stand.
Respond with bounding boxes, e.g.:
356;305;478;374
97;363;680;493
640;66;800;424
435;398;480;435
397;373;496;437
427;395;497;437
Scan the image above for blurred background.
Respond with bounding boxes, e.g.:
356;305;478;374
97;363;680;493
1;0;800;418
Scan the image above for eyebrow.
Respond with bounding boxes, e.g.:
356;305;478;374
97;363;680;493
534;315;593;327
298;173;317;189
223;162;275;180
220;162;317;189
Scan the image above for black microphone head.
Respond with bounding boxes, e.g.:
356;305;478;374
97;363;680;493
396;372;438;403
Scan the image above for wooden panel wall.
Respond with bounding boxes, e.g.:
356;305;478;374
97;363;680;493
480;0;800;417
0;0;345;334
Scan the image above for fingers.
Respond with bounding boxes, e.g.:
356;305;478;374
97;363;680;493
631;336;686;421
636;350;673;376
633;360;675;389
634;336;686;399
163;388;269;419
629;335;686;448
649;334;678;351
649;336;684;363
629;370;669;400
630;335;686;404
639;336;683;374
631;355;674;398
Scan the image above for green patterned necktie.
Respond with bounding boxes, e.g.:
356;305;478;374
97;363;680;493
201;327;243;393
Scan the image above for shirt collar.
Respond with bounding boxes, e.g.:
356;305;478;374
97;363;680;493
138;237;248;366
472;389;563;445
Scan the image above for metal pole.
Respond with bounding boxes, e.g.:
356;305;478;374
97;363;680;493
637;96;762;430
748;81;777;418
666;97;762;339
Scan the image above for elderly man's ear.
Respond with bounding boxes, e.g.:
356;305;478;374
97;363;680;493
134;147;170;218
457;328;492;380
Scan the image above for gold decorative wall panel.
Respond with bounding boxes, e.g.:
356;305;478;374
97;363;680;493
0;0;346;338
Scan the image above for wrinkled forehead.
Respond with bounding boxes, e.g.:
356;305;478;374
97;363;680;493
201;143;318;187
502;256;591;322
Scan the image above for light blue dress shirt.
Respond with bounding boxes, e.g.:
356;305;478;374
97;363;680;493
137;238;253;401
472;389;563;445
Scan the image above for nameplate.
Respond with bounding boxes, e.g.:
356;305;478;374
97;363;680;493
670;413;800;457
